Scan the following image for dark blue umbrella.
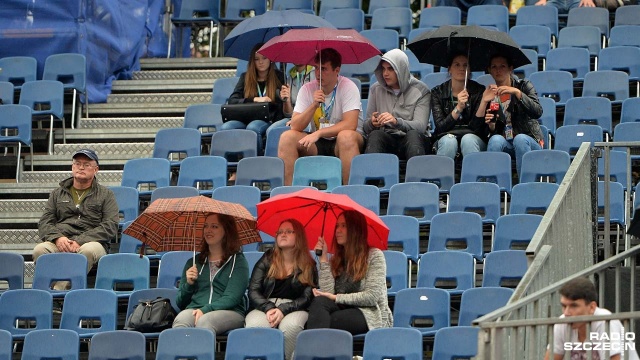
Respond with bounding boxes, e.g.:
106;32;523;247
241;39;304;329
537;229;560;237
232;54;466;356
223;10;336;61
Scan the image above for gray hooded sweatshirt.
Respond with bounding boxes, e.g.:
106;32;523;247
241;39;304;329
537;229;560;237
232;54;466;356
363;49;431;138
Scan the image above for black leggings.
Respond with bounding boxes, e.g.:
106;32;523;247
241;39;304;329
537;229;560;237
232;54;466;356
306;295;369;335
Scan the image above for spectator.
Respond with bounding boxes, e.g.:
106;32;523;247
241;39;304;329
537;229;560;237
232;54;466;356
477;54;543;176
363;49;432;160
535;0;597;14
431;53;487;160
278;48;363;186
544;277;639;360
222;43;292;144
306;210;392;335
245;219;318;360
35;149;118;290
267;63;316;137
173;213;249;335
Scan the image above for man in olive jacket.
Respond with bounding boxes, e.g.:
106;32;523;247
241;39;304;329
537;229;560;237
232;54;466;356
35;149;119;288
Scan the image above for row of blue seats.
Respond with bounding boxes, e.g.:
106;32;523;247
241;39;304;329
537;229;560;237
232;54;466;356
0;325;482;359
0;285;509;345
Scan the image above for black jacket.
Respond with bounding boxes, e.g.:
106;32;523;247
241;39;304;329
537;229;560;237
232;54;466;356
431;79;487;140
476;75;544;143
248;249;317;315
228;71;286;123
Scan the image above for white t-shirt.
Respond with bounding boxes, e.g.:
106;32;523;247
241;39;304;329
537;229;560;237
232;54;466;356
293;75;363;135
551;307;639;360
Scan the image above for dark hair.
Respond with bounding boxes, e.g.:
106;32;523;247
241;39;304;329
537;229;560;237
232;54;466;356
330;210;370;281
559;277;598;304
197;213;241;265
314;48;342;69
489;54;513;68
447;52;467;68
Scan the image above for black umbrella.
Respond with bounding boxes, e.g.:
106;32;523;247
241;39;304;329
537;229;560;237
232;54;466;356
407;25;531;72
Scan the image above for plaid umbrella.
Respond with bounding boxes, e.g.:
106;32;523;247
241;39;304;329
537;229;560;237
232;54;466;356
123;196;260;255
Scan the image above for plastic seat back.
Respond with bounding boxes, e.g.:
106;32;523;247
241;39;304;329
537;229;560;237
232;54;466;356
380;215;420;262
157;251;195;289
558;26;602;56
43;53;86;93
383;250;408;297
387;182;439;224
363;328;423;360
32;253;88;294
292;156;342;191
210;129;258;164
482;250;529;287
88;331;146;360
325;8;365;32
509;182;559;215
121;158;171;194
95;254;150;296
417;251;475;295
419;6;461;28
467;5;509;33
235;157;284;192
0;82;14;105
211;77;239;104
348;153;399;193
393;288;450;336
529;70;574;105
60;289;117;338
515;5;559;40
294;329;352;360
405;155;455;193
448;182;501;225
0;57;37;88
546;47;591;80
432;326;480;359
520;149;571;183
153;128;202;167
493;214;543;251
22;329;79;360
427;212;484;260
177;156;227;195
458;287;514;326
109;186;139;225
0;252;24;290
225;328;284;360
332;184;381;215
0;289;52;339
157;328;215;360
582;70;629;104
212;185;261;217
150;186;200;204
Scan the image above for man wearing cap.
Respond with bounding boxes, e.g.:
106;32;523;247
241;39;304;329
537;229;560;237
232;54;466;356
34;149;119;287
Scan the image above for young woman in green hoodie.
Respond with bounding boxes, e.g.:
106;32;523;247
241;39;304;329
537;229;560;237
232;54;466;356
172;213;249;335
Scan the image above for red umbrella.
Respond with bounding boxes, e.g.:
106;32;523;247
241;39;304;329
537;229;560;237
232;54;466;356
256;188;389;254
257;28;381;66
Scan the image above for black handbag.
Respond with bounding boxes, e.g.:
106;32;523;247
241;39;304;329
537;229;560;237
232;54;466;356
221;103;271;124
125;297;177;332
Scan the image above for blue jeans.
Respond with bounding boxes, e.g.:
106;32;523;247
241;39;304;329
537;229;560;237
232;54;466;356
487;134;542;175
544;0;581;13
436;133;487;160
220;120;270;153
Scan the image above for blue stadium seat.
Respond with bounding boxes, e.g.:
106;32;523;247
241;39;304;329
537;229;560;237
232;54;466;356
22;329;79;360
520;149;571;184
177;156;228;196
509;182;559;216
493;214;543;251
458;287;513;326
417;251;475;295
157;328;215;360
482;250;528;287
362;328;423;359
393;288;450;336
432;326;480;359
427;212;484;260
294;329;352;360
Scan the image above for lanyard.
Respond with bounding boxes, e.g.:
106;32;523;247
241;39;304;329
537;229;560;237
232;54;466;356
257;83;266;97
321;83;338;118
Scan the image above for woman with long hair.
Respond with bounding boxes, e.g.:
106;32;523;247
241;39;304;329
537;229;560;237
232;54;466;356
245;219;317;359
222;43;292;148
431;53;487;160
173;213;249;334
306;210;392;335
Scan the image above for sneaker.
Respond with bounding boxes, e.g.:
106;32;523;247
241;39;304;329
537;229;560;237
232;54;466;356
52;302;63;314
439;200;447;210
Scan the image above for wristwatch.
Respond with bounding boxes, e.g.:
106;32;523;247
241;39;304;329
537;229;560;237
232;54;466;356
453;107;460;115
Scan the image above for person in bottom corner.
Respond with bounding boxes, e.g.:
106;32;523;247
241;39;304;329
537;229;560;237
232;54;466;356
544;277;639;360
173;213;249;335
306;210;392;335
245;219;318;360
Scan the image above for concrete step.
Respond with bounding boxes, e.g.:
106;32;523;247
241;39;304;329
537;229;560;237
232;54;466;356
139;57;238;71
51;143;154;157
78;117;183;130
0;199;46;222
106;92;212;104
57;128;158;142
87;102;193;117
0;229;39;256
111;78;216;92
129;69;234;82
16;170;123;185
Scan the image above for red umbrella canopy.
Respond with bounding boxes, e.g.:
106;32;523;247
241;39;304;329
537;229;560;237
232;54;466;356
256;188;389;253
123;196;261;252
258;27;381;65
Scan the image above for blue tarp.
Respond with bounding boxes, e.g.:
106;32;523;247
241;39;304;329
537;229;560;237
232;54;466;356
0;0;181;103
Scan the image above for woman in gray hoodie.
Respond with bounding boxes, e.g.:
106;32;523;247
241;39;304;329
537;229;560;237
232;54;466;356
363;49;432;160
